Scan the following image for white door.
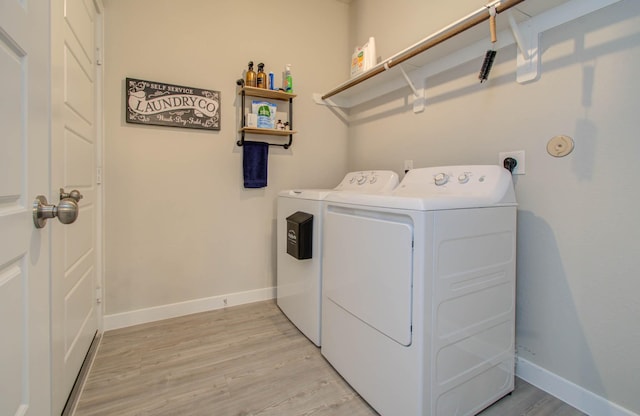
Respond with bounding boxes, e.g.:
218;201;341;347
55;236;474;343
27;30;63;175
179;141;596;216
51;0;102;413
0;1;52;415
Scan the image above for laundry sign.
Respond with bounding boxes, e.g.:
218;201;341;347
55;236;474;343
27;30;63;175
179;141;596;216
126;78;220;130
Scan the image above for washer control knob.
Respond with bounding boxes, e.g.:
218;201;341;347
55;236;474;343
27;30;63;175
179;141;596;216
349;176;356;184
369;175;378;184
357;175;367;185
434;173;449;186
458;172;470;184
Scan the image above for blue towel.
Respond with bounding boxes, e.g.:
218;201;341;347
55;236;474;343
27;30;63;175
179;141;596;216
243;141;269;188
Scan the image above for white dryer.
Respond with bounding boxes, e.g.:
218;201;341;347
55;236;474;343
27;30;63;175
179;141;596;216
277;170;399;346
321;165;517;416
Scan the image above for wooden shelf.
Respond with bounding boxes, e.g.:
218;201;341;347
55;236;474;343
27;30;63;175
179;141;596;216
239;86;296;101
237;85;296;148
239;127;297;136
314;0;617;110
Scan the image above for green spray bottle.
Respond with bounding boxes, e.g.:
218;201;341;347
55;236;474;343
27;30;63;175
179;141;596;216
284;64;293;93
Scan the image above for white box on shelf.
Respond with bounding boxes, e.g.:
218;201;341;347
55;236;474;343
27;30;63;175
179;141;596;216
246;113;257;127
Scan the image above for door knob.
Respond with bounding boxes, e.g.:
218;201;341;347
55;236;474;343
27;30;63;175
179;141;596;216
33;195;80;229
59;188;83;203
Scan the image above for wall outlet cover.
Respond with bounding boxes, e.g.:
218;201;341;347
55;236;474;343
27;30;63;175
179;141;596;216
404;160;413;173
499;150;525;175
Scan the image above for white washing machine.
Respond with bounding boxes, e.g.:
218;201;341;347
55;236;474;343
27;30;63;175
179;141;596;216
276;170;399;346
321;165;517;416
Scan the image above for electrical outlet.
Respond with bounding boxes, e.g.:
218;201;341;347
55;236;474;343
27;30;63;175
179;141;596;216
498;151;525;175
404;160;413;173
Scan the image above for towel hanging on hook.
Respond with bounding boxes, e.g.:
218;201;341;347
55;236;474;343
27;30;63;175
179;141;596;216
479;6;498;83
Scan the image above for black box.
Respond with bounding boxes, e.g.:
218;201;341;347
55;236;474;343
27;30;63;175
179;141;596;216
286;211;313;260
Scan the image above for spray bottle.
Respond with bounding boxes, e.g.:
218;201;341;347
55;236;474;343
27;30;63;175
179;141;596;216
256;63;267;89
245;61;256;87
283;64;293;93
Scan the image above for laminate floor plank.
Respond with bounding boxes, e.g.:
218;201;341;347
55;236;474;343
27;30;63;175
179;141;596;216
478;376;586;416
74;300;585;416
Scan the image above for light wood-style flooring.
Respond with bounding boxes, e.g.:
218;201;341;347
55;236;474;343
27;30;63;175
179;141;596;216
74;300;585;416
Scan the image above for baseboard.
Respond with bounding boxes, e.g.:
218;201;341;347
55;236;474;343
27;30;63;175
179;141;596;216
516;356;638;416
103;286;276;331
62;331;102;416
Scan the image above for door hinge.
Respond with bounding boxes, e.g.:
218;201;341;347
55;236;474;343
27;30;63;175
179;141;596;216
96;167;102;185
96;286;102;304
96;46;103;66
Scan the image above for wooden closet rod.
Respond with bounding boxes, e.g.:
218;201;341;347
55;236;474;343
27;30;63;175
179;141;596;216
322;0;526;100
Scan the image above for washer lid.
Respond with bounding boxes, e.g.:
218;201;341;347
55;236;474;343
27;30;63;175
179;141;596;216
278;170;399;201
324;165;516;210
278;189;334;200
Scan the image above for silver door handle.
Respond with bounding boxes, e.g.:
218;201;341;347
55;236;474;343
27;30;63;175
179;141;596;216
33;192;81;229
59;188;83;203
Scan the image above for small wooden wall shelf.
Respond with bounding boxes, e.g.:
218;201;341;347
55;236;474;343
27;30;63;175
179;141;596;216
237;85;296;148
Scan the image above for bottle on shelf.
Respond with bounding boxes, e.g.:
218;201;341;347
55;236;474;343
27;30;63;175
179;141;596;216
246;61;256;87
283;64;293;93
269;72;275;90
256;63;267;89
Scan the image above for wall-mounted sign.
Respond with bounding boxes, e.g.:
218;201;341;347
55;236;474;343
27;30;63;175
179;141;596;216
126;78;220;130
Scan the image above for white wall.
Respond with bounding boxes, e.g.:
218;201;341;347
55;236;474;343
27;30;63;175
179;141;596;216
102;0;349;314
347;0;640;414
102;0;639;412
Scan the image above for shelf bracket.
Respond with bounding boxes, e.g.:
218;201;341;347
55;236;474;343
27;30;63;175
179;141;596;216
396;64;425;113
312;93;350;121
312;93;347;108
508;10;539;83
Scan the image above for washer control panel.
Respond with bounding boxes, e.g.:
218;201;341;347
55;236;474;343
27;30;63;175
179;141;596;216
335;170;399;193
